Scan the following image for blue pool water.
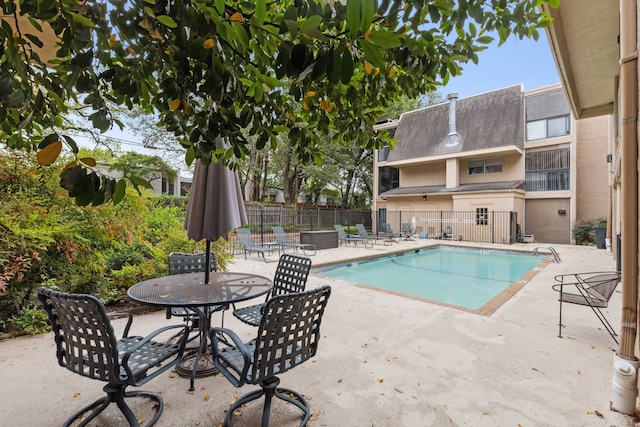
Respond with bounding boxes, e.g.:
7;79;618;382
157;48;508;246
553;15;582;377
313;246;541;310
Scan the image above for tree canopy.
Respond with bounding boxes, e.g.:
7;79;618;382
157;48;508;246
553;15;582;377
0;0;554;205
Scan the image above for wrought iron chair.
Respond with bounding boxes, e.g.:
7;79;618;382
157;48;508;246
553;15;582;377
166;252;226;335
37;287;187;427
553;271;621;343
211;285;332;427
232;253;312;326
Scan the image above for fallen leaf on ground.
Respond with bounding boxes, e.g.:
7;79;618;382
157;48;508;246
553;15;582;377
377;378;384;383
394;387;403;393
204;394;210;401
73;392;81;398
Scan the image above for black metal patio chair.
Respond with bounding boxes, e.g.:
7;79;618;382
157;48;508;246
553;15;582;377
232;253;312;326
166;252;227;337
211;285;332;427
37;287;187;427
553;271;621;343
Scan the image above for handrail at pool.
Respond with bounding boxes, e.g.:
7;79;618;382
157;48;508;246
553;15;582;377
533;246;561;263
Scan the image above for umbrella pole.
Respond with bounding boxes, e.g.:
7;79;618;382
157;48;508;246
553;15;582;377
205;240;211;284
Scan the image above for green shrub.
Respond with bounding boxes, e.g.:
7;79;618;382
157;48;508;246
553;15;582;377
572;217;607;245
0;152;235;335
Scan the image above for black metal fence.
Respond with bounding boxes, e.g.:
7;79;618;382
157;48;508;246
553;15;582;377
243;205;372;244
240;204;517;245
379;210;518;244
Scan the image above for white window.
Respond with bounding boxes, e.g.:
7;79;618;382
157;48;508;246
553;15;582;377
476;208;488;225
468;158;502;174
526;115;570;141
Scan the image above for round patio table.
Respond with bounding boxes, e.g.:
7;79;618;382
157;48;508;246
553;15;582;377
128;271;273;390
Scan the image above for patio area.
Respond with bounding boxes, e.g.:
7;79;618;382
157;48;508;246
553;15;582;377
0;240;633;426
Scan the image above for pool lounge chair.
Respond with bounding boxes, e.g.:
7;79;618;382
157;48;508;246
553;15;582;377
355;223;387;245
334;224;372;247
553;271;621;343
382;223;400;243
272;226;316;256
235;228;278;261
401;222;414;240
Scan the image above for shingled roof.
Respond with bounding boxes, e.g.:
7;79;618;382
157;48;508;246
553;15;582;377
379;180;525;198
387;85;525;162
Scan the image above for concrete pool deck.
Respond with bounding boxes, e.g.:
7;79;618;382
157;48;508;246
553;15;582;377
0;239;634;426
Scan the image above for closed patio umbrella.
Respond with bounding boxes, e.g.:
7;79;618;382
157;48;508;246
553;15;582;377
184;137;247;283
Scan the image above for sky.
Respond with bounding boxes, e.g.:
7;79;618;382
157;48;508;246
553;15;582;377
441;31;560;99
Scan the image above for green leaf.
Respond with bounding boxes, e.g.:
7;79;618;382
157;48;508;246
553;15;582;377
68;12;95;27
360;0;375;34
62;134;79;154
156;15;178;28
185;146;195;166
340;50;354;84
476;36;494;44
359;40;384;68
255;0;267;25
128;174;153;189
214;0;225;15
112;179;127;205
368;31;402;48
346;0;361;36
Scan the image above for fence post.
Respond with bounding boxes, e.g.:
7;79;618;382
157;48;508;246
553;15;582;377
260;209;265;244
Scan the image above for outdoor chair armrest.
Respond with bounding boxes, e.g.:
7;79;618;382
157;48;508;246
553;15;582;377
120;323;188;384
107;312;133;337
210;326;253;387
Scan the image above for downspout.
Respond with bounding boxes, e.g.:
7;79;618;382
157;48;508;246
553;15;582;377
612;0;639;416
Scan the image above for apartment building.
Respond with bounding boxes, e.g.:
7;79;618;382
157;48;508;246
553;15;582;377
373;84;610;244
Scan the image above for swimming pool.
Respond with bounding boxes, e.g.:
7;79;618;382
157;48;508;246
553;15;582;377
313;246;545;312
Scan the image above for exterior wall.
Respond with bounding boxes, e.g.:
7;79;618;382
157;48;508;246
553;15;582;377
523;84;576;244
452;191;523;212
575;114;613;222
383;195;453;212
446;158;459;188
525;198;571;244
401;162;446;186
460;153;524;185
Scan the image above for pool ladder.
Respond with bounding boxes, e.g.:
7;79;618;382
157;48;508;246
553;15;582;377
533;246;561;263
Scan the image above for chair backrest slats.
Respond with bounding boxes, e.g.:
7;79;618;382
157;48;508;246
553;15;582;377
37;288;120;382
272;254;312;296
272;226;289;244
333;225;348;239
253;286;331;383
356;224;369;238
168;252;217;275
236;228;256;247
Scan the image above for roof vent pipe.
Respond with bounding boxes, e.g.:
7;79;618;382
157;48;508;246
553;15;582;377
446;93;459;146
